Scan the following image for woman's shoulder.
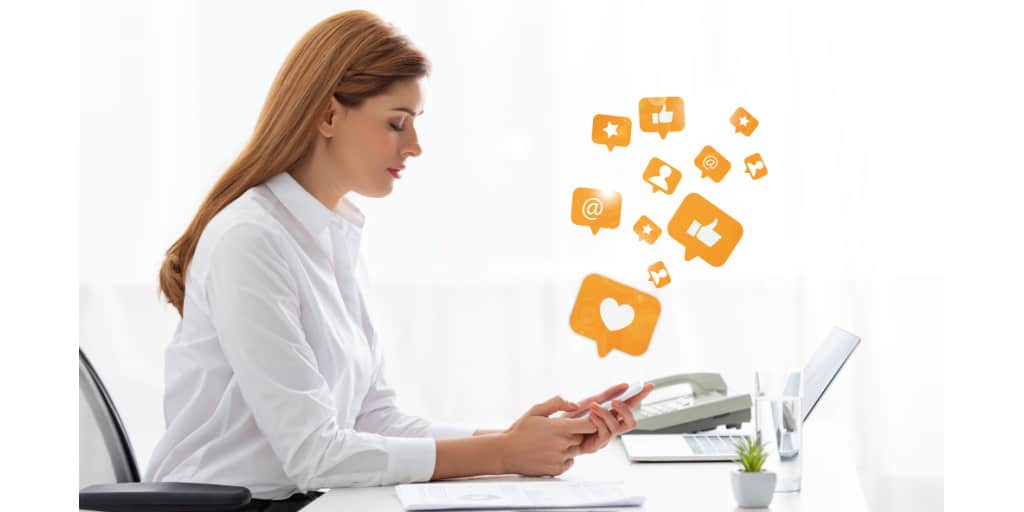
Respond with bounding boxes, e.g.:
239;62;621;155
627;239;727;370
191;187;293;276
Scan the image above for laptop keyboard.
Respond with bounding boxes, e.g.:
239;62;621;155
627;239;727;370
685;434;746;455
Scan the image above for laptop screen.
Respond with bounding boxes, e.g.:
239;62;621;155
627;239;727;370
799;326;861;422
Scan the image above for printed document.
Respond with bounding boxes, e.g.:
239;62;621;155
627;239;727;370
395;480;644;510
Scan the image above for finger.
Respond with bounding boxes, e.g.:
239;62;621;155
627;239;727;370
528;395;580;417
563;444;581;458
594;383;630;404
588;403;615;439
566;433;584;446
587;412;604;435
587;406;611;442
561;416;598;434
562;457;575;472
562;407;590;419
607;413;628;435
610;400;638;431
574;383;630;412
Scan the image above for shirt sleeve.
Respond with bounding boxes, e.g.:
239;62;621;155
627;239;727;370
205;223;437;490
354;347;477;440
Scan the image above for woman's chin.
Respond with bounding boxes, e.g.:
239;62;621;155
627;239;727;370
357;182;394;198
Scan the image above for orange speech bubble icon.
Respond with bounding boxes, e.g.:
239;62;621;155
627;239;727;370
639;96;685;139
647;261;671;288
694;145;731;182
642;157;681;194
730;107;759;136
569;274;661;357
744;153;768;180
632;215;662;244
571;187;622;235
667;193;743;267
592;114;632;151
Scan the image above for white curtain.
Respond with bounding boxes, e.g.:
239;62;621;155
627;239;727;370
80;1;943;510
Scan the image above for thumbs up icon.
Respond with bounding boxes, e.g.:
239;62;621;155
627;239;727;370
639;96;685;139
652;104;674;125
686;218;722;247
668;193;743;267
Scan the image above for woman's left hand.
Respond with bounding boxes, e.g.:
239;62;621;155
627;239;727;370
558;383;654;455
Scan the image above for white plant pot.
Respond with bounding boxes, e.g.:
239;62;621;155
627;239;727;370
730;469;777;508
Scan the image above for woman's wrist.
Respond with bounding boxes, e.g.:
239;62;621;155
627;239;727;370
493;432;510;475
433;433;508;480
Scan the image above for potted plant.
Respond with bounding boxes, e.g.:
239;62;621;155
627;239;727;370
730;435;776;508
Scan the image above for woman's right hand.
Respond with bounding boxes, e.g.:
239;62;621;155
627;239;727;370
501;396;597;477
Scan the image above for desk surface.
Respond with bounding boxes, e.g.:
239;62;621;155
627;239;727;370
305;423;868;511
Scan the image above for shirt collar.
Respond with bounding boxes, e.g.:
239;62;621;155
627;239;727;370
265;172;365;236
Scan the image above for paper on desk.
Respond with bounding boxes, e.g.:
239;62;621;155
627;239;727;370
394;480;644;510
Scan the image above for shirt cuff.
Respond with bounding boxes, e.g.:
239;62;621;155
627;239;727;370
383;436;436;484
428;422;478;439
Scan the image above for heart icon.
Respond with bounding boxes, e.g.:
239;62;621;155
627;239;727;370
599;298;635;332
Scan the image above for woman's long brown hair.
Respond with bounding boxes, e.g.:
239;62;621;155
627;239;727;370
159;10;429;315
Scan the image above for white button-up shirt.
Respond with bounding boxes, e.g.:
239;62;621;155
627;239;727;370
145;172;473;499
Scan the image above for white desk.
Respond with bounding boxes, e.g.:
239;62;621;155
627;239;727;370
305;422;868;511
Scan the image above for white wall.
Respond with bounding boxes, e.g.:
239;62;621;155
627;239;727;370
80;1;950;509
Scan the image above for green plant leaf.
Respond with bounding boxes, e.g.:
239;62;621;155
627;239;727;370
733;434;769;472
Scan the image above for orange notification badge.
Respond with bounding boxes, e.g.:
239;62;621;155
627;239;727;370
642;157;681;195
730;107;759;136
744;153;768;180
639;96;685;139
633;215;662;244
667;193;744;267
647;262;671;288
694;145;731;183
570;274;661;357
571;187;622;235
592;114;632;151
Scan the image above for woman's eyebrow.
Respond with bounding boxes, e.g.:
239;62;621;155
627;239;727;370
391;107;424;116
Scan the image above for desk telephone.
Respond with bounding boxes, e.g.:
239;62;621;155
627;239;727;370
632;373;751;434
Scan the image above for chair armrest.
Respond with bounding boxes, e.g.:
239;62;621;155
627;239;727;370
79;482;251;512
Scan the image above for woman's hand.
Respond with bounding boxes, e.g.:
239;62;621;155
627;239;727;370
501;396;597;477
560;383;654;455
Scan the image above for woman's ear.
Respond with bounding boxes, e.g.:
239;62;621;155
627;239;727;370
317;97;345;138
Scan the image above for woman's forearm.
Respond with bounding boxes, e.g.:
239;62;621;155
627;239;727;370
432;434;507;480
472;428;504;436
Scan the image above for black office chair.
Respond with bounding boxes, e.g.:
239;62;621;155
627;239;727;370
79;349;252;511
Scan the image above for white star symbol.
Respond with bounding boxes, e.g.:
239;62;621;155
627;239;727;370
602;121;619;139
642;224;653;235
739;116;749;126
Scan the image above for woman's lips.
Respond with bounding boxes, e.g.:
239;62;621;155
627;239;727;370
387;168;402;179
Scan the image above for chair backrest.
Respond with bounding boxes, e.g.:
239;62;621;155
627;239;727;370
79;349;140;488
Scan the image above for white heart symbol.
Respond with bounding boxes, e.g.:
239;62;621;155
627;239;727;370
599;298;635;332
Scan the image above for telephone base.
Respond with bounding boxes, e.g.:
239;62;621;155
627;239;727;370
629;409;751;435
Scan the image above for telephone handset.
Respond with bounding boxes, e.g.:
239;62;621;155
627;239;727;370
632;373;751;434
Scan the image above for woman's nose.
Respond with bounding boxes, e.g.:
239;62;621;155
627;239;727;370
402;129;422;158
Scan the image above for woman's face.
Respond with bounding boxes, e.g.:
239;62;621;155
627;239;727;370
321;78;424;198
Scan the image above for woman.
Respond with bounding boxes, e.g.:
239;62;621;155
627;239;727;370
147;10;652;511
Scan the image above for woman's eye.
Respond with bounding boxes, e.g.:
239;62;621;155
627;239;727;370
389;122;405;132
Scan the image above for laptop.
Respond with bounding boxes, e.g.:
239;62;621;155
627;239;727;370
621;326;861;462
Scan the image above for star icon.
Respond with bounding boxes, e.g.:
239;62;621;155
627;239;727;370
739;116;749;127
642;224;653;235
602;121;619;139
